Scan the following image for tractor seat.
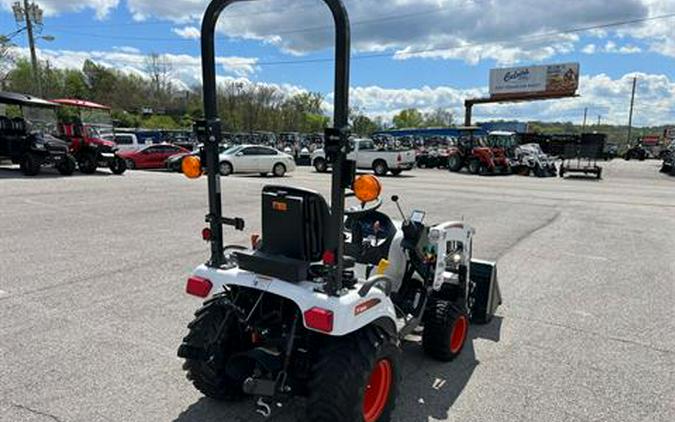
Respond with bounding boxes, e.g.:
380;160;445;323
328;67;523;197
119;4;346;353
235;186;334;282
344;211;396;266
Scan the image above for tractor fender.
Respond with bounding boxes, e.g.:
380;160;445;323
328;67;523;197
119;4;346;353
190;264;399;337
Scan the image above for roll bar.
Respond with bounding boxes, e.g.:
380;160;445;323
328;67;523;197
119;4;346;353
200;0;351;294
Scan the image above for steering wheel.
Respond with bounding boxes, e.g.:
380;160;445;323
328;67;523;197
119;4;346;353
344;195;383;216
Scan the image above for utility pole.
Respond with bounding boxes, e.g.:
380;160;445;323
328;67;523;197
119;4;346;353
582;107;588;131
627;76;637;145
12;1;46;96
597;115;601;127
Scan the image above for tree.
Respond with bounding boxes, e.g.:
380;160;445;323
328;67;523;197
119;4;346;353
393;108;424;129
145;53;174;108
424;108;453;127
350;107;380;136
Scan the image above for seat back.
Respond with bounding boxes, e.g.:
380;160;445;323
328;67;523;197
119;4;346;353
260;186;332;262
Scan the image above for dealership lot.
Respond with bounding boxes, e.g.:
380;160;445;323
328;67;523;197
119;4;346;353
0;160;673;422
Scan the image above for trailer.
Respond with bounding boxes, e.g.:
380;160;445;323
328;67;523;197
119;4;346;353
559;133;605;179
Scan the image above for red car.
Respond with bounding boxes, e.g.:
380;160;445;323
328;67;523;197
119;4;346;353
118;144;190;170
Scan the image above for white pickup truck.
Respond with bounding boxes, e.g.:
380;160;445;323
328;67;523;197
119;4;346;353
311;138;416;176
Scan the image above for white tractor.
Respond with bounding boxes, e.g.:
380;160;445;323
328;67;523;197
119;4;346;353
177;1;501;421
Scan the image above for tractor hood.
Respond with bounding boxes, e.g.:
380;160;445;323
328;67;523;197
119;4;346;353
89;137;118;149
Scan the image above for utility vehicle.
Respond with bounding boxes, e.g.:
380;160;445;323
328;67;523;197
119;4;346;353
514;143;557;177
176;2;501;421
312;138;415;176
51;99;127;174
448;127;509;175
0;91;76;176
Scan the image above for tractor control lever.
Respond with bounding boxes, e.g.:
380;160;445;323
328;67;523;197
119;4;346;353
206;214;245;231
391;195;407;222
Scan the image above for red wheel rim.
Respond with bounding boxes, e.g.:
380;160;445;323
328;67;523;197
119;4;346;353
363;359;392;422
449;315;468;354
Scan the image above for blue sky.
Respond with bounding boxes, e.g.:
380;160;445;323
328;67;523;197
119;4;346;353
2;0;675;126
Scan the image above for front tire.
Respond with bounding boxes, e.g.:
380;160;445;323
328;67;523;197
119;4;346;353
219;161;233;176
422;299;469;362
468;160;481;175
448;155;463;172
390;169;402;176
273;163;286;177
110;157;127;175
307;327;400;422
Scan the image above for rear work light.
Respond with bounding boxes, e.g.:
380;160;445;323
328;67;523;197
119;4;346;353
304;307;334;333
186;276;212;298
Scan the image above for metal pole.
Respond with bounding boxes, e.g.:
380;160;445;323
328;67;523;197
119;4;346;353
464;100;472;126
582;107;587;131
23;0;42;97
597;115;601;127
627;76;637;145
200;0;351;274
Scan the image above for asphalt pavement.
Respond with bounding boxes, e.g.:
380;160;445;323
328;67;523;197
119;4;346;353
0;160;673;422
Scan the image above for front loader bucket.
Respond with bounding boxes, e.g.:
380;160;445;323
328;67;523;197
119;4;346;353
470;259;502;324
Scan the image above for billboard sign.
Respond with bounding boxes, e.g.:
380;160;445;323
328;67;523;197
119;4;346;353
490;63;580;97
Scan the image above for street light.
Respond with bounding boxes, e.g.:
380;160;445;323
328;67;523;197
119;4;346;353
11;1;46;96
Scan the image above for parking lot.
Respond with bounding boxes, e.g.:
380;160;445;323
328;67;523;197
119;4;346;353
1;160;674;422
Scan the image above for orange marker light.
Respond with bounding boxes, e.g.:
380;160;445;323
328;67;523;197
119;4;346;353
353;175;382;203
182;155;202;179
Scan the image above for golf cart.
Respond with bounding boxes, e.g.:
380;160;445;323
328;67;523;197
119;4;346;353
0;91;76;176
51;99;127;174
448;127;509;175
176;2;501;421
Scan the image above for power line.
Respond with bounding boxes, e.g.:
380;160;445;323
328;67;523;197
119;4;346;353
47;7;447;42
35;12;675;69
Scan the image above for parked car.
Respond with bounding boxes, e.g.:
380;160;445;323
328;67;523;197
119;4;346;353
118;143;190;170
312;138;415;176
102;132;147;152
166;144;230;172
218;144;296;177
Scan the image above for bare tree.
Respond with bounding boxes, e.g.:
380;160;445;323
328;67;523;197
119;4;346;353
0;36;16;90
144;53;174;108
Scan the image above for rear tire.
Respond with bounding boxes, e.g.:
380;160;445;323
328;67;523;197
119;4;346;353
78;154;98;174
314;158;328;173
422;299;469;362
56;155;76;176
390;169;402;176
178;294;250;401
373;160;388;176
307;327;400;422
21;153;41;176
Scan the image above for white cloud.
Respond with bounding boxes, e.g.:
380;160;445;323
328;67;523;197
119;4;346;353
0;0;119;19
123;0;648;65
348;73;675;127
9;46;260;89
582;41;642;55
172;26;201;40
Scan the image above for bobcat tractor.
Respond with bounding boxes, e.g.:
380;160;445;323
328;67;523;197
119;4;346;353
176;1;502;421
